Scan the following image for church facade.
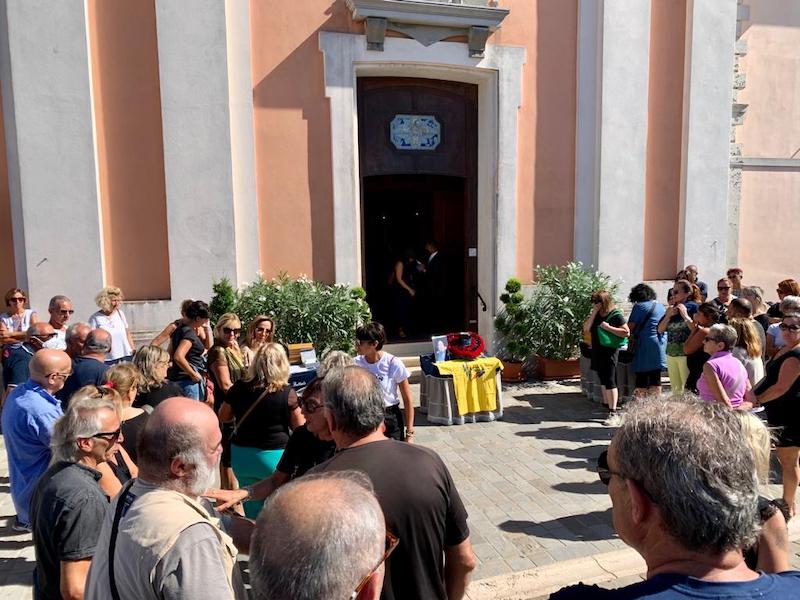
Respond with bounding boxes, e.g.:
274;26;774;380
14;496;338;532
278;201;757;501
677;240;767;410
0;0;797;341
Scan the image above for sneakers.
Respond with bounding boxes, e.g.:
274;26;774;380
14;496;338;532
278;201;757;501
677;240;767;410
603;412;623;427
11;517;31;533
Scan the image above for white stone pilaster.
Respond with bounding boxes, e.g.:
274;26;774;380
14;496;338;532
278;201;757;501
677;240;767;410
678;0;737;277
0;0;105;319
574;0;651;289
154;0;259;304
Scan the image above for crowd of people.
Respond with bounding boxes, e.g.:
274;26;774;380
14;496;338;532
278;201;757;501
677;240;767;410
1;264;799;599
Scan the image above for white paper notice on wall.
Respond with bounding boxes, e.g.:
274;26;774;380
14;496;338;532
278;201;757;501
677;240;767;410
468;247;477;257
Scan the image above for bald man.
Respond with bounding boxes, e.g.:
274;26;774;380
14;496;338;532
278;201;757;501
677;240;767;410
86;397;251;600
1;349;71;530
250;471;386;600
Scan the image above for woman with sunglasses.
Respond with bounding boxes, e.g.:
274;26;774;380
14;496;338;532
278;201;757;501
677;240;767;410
241;315;275;368
755;313;800;517
208;313;246;489
658;279;700;393
0;287;39;348
767;279;800;320
765;296;800;359
710;278;733;320
696;324;753;409
132;344;182;409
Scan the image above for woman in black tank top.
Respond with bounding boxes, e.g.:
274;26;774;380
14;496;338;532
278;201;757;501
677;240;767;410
755;313;800;518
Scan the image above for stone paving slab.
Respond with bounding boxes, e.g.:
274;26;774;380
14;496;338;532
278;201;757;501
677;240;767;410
1;378;798;599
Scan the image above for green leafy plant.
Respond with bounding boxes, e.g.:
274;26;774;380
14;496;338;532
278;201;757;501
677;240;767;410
494;263;618;362
209;278;237;325
494;277;533;362
210;274;371;355
527;262;618;360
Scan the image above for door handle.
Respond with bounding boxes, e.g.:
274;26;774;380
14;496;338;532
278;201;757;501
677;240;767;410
476;290;487;312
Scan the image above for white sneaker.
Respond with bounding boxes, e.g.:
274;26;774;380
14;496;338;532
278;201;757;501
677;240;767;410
603;412;623;427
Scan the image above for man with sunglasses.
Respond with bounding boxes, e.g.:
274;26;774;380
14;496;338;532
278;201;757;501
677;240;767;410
552;397;800;599
47;295;75;343
1;349;71;532
30;394;120;599
250;471;387;600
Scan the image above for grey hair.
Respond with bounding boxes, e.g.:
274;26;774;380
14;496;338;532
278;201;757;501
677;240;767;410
614;395;759;553
707;323;737;350
86;329;112;354
50;396;117;464
250;470;384;600
65;322;90;343
137;419;204;487
780;295;800;313
317;350;355;378
323;366;385;436
48;295;71;311
740;286;764;309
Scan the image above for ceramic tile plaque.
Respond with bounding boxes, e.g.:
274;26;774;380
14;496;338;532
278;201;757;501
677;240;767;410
390;114;441;150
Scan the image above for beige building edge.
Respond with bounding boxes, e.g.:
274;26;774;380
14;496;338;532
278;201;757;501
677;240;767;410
0;0;797;340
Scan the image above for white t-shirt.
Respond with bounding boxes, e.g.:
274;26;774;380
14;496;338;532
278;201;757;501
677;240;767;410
355;352;410;407
767;323;785;349
0;309;35;349
89;309;132;360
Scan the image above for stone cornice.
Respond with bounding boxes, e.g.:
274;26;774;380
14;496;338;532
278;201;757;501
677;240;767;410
346;0;510;56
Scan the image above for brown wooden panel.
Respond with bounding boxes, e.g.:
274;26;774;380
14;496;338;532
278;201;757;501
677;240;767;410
357;77;479;335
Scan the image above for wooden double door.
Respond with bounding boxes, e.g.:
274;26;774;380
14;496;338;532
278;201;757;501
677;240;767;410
357;77;479;341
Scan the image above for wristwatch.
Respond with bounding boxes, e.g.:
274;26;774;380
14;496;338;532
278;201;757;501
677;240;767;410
242;485;255;500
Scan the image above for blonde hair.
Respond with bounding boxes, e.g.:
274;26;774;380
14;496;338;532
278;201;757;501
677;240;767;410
133;344;170;392
95;286;123;312
243;315;275;350
103;363;143;406
735;411;772;484
246;342;289;392
728;317;762;358
214;312;242;344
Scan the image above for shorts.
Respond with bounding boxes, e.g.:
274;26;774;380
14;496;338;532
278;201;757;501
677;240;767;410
384;404;406;441
635;370;662;388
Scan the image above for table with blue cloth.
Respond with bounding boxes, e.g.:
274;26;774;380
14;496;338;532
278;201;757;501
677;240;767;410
289;365;317;393
418;354;504;425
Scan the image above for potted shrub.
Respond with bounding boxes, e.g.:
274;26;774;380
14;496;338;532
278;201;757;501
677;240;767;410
527;262;618;380
494;277;532;382
210;273;372;355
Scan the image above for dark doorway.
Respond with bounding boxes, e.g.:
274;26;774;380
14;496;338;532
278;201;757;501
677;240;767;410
363;174;465;340
357;77;478;343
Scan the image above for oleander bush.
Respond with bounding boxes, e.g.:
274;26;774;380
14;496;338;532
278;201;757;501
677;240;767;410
495;263;618;362
210;274;371;355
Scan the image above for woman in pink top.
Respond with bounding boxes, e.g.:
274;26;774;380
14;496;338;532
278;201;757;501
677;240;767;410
697;324;754;409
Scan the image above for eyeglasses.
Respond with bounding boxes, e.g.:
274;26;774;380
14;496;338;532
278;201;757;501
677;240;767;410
717;286;731;291
9;297;25;302
300;399;324;414
35;333;58;340
351;531;399;599
46;371;72;380
779;323;800;332
91;427;122;442
58;310;75;315
223;327;241;335
704;336;720;343
597;450;658;503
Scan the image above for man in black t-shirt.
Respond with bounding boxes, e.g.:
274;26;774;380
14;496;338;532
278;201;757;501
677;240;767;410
30;394;119;599
312;366;476;600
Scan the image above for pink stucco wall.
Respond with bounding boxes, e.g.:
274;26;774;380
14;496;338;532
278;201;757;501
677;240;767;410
736;1;800;301
249;0;578;284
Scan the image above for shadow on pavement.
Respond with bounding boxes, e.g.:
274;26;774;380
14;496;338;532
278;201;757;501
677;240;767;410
499;509;617;541
0;557;34;585
552;481;608;495
515;425;612;444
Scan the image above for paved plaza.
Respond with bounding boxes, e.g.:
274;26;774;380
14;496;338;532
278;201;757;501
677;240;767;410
1;379;799;599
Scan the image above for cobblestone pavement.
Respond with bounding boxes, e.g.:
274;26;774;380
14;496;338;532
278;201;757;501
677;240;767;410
1;379;798;598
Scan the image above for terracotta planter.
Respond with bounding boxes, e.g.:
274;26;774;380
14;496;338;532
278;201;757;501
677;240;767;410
501;360;525;382
534;355;581;380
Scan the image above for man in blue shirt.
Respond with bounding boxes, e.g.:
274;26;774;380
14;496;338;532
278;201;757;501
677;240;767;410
1;349;71;530
551;397;800;599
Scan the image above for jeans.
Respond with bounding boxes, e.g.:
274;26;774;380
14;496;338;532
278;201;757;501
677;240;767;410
176;379;201;400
